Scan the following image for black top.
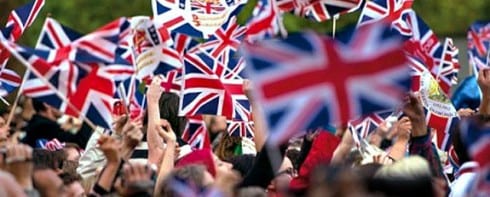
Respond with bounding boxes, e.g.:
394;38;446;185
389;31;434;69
22;114;92;148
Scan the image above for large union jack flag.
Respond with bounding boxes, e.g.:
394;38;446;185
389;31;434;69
181;115;211;150
180;51;250;121
468;21;490;75
152;0;246;39
242;24;411;145
278;0;363;22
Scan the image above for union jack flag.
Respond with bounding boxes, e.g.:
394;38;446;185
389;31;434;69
0;0;45;70
181;115;211;150
193;16;247;70
136;33;196;81
357;0;413;36
152;0;246;38
278;0;363;22
436;38;460;92
35;17;83;50
180;51;250;121
227;119;254;138
245;0;282;42
468;21;490;75
0;68;21;97
459;117;490;196
242;24;411;145
142;69;183;95
348;110;393;141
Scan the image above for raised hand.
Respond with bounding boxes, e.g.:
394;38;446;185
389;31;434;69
457;108;475;117
147;76;163;103
156;119;176;143
403;93;427;137
121;119;144;150
98;135;122;163
4;144;34;189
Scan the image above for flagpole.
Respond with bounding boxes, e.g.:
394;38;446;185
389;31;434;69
332;14;339;39
435;38;449;82
5;69;30;127
0;40;98;131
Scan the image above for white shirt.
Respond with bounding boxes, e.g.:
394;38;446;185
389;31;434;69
449;161;478;197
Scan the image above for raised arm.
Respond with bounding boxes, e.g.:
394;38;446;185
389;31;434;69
478;69;490;115
243;80;267;152
146;77;165;165
154;119;177;195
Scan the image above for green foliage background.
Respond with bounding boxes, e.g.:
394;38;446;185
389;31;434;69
0;0;488;103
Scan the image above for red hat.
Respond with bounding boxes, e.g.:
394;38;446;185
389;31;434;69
289;131;340;191
175;148;216;177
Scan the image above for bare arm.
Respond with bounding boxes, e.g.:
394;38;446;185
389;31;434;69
478;69;490;115
243;80;267;151
146;77;165;165
154;119;177;195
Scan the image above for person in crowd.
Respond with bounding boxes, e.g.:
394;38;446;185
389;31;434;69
22;99;92;148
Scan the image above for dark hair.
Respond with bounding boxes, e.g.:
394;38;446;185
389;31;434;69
33;149;66;170
451;115;490;164
227;154;256;177
214;134;242;161
158;93;186;139
32;99;48;113
157;165;208;197
59;172;82;185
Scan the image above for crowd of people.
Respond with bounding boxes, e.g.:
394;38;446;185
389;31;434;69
0;67;488;197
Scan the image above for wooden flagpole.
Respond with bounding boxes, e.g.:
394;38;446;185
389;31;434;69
5;69;30;127
0;39;98;131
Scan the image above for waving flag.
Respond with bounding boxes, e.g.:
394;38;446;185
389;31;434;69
0;68;21;97
348;110;393;141
136;33;196;80
180;51;250;121
0;0;45;70
227;119;254;138
409;57;459;151
357;0;413;36
35;17;83;50
278;0;364;22
468;21;490;75
243;24;410;145
152;0;246;38
436;38;460;92
245;0;282;42
182;115;211;150
193;16;247;70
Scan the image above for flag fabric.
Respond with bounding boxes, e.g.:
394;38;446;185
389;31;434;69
451;75;481;110
436;38;460;93
245;0;282;42
227;119;254;138
357;0;413;36
152;0;246;38
468;21;490;75
35;17;83;50
192;15;247;70
242;24;411;145
0;0;45;70
180;51;250;121
459;118;490;196
348;110;393;140
409;57;459;151
278;0;364;22
181;115;211;150
0;68;22;97
136;32;196;81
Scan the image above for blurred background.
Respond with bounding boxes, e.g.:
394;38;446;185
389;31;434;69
0;0;488;102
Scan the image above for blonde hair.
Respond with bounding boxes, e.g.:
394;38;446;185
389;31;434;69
374;156;431;180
